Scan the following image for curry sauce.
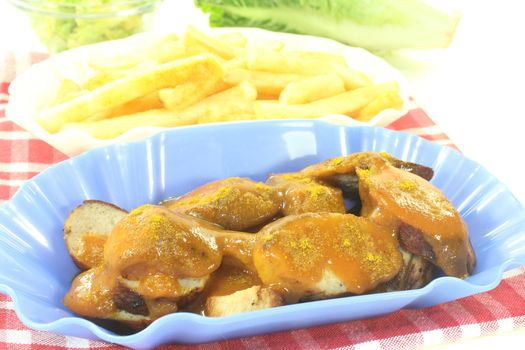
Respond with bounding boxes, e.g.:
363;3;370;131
357;159;475;278
253;213;403;302
63;152;476;329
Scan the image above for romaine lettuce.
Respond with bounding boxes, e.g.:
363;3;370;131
195;0;460;50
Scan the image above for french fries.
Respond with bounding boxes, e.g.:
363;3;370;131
86;92;163;122
73;82;257;139
246;49;371;89
82;70;127;91
159;71;226;111
38;54;222;133
222;56;247;71
38;26;405;139
255;82;399;119
223;68;302;97
194;82;258;123
354;89;404;121
67;109;194;140
279;73;345;104
51;79;84;106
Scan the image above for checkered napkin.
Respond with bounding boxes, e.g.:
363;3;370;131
2;51;525;350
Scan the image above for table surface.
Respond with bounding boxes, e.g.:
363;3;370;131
1;0;525;349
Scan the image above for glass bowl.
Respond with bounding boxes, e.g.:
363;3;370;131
7;0;163;53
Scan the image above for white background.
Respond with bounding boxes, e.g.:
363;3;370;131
1;0;525;349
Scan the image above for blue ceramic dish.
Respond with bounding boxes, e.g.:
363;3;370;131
1;120;525;349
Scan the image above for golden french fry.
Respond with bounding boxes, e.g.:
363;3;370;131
185;25;243;60
197;101;256;124
354;89;404;121
51;79;85;106
184;32;214;56
334;65;372;90
254;82;398;119
222;56;247;71
182;29;227;64
191;81;257;107
38;54;222;133
212;81;233;93
165;82;257;123
67;108;195;139
159;66;224;110
82;71;127;91
246;49;324;73
217;32;247;48
223;68;302;97
246;49;370;90
279;73;345;104
256;94;278;100
151;39;188;64
86;91;163;122
178;81;256;122
160;83;205;111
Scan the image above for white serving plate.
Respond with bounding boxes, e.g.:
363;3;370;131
6;27;410;156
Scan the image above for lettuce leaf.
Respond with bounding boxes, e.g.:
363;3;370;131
195;0;460;50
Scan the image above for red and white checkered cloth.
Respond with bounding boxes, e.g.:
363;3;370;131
2;51;525;349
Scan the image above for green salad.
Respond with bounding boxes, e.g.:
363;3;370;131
27;0;160;53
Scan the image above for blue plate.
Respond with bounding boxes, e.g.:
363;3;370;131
1;120;525;349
